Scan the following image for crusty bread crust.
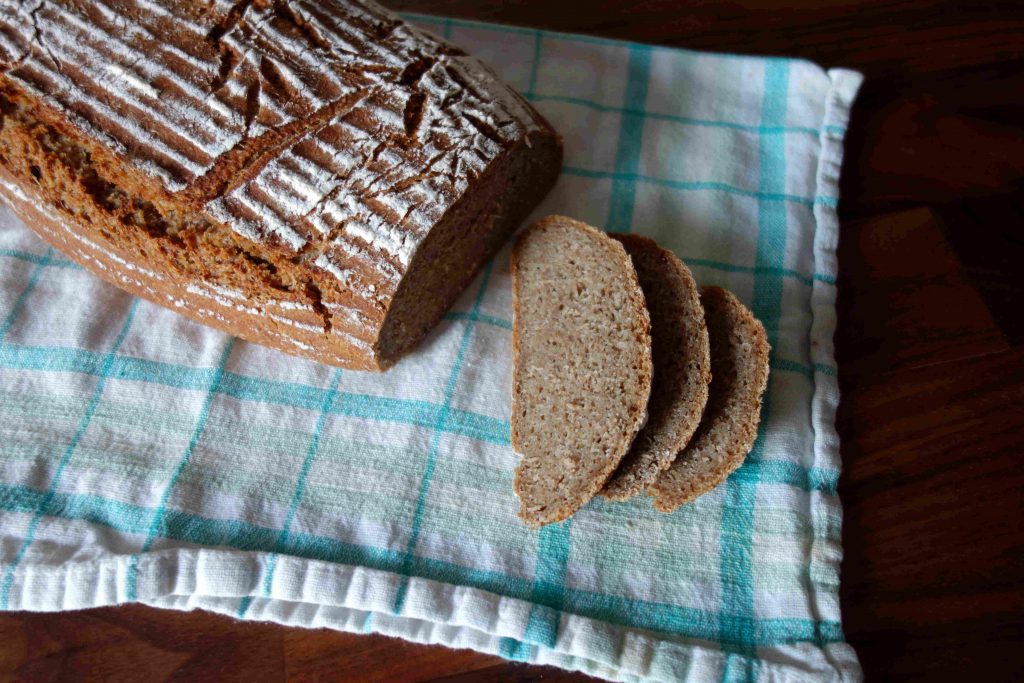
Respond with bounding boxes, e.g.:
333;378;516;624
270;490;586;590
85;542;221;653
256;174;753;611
511;215;652;527
0;161;355;365
0;0;561;370
648;286;770;512
601;234;711;501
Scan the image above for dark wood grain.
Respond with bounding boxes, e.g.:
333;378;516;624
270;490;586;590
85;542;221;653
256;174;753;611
391;0;1024;77
3;2;1024;682
0;605;596;682
936;194;1024;345
834;208;1009;374
836;206;1024;682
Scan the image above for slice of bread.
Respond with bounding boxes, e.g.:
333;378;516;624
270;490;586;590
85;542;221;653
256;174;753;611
601;235;711;501
511;216;653;527
649;286;770;513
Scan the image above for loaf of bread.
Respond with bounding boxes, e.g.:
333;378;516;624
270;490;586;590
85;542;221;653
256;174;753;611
649;286;770;512
601;234;710;501
0;0;561;369
511;216;652;527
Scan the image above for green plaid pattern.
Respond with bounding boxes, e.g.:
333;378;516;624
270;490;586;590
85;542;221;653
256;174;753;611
0;14;862;682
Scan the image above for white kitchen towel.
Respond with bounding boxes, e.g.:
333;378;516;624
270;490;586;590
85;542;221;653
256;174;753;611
0;13;863;682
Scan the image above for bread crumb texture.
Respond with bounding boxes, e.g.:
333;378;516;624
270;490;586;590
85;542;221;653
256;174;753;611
511;218;771;525
511;216;652;527
600;234;711;501
648;286;770;513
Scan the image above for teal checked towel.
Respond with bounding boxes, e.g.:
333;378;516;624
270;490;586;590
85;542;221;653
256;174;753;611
0;14;863;682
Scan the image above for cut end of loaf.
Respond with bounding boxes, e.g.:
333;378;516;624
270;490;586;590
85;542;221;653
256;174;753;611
511;216;653;527
648;286;770;513
374;133;562;369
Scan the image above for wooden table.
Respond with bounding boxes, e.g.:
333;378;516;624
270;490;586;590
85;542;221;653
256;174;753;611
3;2;1023;680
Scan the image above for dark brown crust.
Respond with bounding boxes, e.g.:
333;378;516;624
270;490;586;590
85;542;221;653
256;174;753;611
648;286;770;512
0;162;357;366
0;1;562;370
601;234;711;501
511;215;653;527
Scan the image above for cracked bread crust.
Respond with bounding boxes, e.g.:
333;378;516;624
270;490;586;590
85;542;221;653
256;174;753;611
511;216;652;528
0;0;561;369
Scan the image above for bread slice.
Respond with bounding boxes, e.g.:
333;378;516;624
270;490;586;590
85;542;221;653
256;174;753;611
511;216;652;527
601;235;711;501
648;286;770;512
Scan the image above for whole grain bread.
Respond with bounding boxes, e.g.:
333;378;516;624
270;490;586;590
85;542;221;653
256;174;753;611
511;216;652;527
648;286;770;512
601;235;711;501
0;0;561;370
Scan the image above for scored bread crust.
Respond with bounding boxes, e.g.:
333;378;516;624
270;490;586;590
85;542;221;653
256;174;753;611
648;286;770;512
601;234;711;501
0;0;561;370
511;216;652;527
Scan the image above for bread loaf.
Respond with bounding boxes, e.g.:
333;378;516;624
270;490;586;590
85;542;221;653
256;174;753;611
601;234;710;501
511;216;652;527
0;0;561;369
649;286;770;512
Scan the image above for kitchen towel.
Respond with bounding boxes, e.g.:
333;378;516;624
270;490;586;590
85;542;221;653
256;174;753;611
0;13;863;682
